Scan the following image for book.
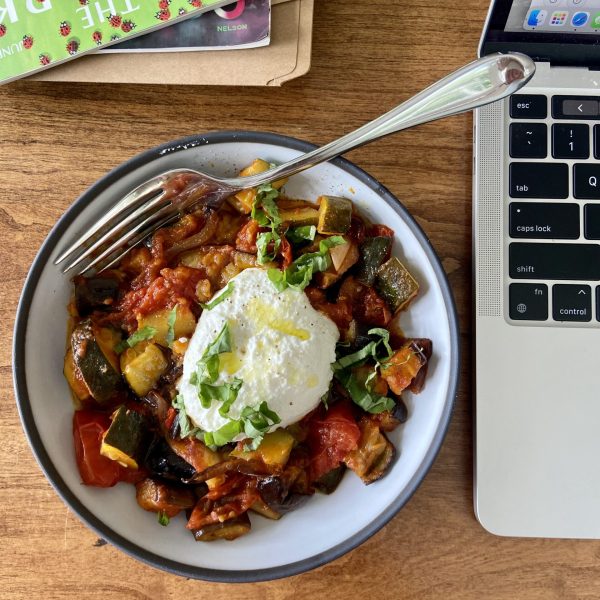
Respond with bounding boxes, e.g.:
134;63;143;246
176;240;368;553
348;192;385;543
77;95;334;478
0;0;234;85
104;0;270;53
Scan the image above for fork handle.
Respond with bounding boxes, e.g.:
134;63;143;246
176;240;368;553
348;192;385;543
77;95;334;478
226;53;535;190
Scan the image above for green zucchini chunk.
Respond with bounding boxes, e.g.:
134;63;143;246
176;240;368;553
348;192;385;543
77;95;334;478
313;465;346;495
355;236;392;286
71;319;122;405
375;256;419;313
317;195;352;235
101;405;149;469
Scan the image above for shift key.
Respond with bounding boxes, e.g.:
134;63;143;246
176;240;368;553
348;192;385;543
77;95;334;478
509;162;569;198
510;243;600;280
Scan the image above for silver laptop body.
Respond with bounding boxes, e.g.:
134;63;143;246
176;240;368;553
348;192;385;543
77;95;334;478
475;0;600;538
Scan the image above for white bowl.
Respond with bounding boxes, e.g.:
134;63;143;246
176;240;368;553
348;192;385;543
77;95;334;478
13;132;459;581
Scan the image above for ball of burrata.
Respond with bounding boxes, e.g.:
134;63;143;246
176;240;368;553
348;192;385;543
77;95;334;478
178;268;339;440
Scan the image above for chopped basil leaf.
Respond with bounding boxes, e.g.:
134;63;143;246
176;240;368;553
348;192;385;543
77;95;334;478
204;322;232;358
287;225;316;244
335;370;395;414
204;419;242;447
203;402;280;449
200;281;235;310
166;305;177;349
333;328;396;414
157;511;170;527
256;230;281;264
115;326;157;354
267;235;346;292
172;394;201;438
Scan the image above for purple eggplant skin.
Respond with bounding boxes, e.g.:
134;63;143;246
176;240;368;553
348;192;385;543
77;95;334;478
74;276;119;317
191;513;252;542
257;476;310;515
145;438;196;482
392;395;408;423
313;465;346;495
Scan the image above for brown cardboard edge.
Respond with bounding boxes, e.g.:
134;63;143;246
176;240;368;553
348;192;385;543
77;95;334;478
267;0;313;86
30;0;312;87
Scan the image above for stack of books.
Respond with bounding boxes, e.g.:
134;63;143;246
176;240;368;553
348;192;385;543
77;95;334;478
0;0;313;86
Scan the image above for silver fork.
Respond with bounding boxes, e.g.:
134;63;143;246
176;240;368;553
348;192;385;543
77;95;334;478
55;52;535;275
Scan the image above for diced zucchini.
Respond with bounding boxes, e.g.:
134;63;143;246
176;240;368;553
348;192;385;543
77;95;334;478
375;256;419;313
229;159;287;214
192;513;251;542
70;319;122;405
120;342;168;397
355;237;392;286
137;303;196;347
231;429;295;466
100;406;149;469
317;196;352;235
279;207;319;226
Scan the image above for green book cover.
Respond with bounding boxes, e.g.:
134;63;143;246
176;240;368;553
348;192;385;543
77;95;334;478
0;0;232;85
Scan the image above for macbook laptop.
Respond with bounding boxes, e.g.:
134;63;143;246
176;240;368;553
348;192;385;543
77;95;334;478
474;0;600;537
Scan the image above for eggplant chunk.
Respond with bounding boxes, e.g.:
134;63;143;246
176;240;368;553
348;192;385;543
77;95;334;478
257;475;310;515
192;513;251;542
70;319;122;405
74;275;119;317
313;465;346;495
135;478;196;518
344;417;396;484
145;438;197;482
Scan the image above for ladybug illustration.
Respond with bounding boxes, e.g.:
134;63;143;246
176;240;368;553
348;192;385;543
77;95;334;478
189;0;202;7
108;14;122;28
22;35;33;49
155;9;170;20
158;0;171;7
121;20;135;33
92;30;102;45
39;53;51;66
66;39;79;55
79;0;89;4
178;8;187;15
110;34;120;41
59;21;71;36
0;24;6;37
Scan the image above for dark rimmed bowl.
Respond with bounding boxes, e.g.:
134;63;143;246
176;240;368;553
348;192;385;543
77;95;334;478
13;131;459;581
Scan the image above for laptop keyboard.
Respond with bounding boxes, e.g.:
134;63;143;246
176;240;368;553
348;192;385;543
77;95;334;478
507;93;600;326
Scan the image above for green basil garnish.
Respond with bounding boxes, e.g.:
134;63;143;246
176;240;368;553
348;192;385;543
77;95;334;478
115;326;157;354
200;281;235;310
165;305;177;349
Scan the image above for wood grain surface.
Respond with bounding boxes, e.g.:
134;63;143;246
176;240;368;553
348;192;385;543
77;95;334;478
1;1;599;598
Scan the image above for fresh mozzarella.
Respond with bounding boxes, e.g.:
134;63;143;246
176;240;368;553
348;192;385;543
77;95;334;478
178;268;339;438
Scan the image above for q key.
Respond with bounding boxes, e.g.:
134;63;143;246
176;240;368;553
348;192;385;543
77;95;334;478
574;164;600;199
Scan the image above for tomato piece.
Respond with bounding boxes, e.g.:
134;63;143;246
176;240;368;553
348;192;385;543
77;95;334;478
73;410;122;487
73;410;147;487
368;224;394;238
306;401;361;482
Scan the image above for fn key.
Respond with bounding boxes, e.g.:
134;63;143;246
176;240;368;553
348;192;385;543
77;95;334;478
509;283;548;320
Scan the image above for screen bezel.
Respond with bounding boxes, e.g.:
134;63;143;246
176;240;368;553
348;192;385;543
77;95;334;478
480;0;600;66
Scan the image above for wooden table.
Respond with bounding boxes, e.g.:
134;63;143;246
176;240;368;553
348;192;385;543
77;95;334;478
2;1;599;598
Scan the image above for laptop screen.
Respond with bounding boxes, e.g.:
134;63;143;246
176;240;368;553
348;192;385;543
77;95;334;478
481;0;600;65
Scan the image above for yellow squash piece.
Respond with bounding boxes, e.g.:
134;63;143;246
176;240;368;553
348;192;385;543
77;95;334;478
229;159;288;214
137;304;196;348
231;429;295;466
120;342;168;397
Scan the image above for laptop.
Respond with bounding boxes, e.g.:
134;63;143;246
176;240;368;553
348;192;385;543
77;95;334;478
474;0;600;538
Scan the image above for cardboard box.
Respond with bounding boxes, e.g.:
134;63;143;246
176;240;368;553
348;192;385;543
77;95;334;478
32;0;313;86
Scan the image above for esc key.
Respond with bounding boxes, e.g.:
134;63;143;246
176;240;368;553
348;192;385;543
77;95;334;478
510;95;547;119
